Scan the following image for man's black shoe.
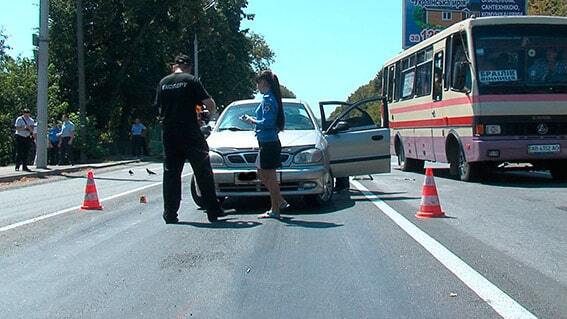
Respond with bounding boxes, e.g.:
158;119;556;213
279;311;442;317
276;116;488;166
23;167;32;172
164;218;179;224
163;212;178;224
206;208;227;223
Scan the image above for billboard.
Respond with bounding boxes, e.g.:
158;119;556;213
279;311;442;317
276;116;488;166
403;0;528;49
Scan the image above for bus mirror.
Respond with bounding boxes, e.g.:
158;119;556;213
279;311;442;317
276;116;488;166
453;61;469;92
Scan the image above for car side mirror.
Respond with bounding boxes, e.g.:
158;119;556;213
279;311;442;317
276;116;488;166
329;120;349;134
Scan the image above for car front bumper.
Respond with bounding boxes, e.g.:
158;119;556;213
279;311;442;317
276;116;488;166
212;166;328;197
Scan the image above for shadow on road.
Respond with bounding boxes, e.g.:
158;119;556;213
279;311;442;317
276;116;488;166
277;217;343;229
400;167;567;189
176;218;262;229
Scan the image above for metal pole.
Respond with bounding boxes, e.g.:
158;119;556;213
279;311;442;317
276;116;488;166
194;32;199;78
77;0;87;162
35;0;49;168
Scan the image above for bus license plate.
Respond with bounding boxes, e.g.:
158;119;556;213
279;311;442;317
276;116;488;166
528;144;560;154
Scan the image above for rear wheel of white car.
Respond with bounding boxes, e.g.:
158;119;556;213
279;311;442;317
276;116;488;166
305;171;334;206
190;176;204;208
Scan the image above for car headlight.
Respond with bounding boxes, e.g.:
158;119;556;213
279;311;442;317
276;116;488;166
209;151;224;167
293;148;323;164
485;124;502;135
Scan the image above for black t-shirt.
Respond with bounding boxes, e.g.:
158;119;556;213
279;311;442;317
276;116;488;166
154;72;210;129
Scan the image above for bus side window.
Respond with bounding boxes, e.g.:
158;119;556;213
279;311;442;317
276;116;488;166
394;61;401;101
387;65;395;103
445;37;452;91
433;51;444;101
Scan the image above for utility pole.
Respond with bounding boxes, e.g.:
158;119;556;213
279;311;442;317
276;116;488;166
35;0;49;168
194;0;216;79
193;32;199;78
77;0;87;162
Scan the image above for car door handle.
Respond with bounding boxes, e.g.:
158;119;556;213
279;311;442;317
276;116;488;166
371;135;384;141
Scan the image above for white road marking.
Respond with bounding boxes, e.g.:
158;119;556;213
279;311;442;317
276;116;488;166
0;172;192;233
351;180;537;319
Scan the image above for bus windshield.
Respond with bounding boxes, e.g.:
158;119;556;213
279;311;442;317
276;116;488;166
474;25;567;94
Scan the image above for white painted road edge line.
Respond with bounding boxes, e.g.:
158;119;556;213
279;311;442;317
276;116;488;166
351;180;537;319
0;172;193;233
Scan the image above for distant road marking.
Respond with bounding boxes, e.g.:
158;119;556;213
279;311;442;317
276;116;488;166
0;172;192;233
351;180;537;319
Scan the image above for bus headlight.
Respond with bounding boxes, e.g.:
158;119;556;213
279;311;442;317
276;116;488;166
293;148;323;164
209;151;225;167
485;125;502;135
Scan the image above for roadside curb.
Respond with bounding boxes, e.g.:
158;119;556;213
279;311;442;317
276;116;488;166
0;160;141;183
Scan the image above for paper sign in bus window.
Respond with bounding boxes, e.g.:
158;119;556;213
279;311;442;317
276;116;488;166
479;70;518;83
402;71;415;98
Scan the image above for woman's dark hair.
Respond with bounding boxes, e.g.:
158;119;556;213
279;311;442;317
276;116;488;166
257;70;285;131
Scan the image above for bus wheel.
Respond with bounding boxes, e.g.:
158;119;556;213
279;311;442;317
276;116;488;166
397;143;424;172
550;161;567;181
454;147;481;182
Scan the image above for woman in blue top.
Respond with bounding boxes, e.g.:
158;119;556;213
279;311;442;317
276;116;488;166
241;70;289;218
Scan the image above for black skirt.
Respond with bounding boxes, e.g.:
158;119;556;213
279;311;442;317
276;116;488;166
257;140;282;169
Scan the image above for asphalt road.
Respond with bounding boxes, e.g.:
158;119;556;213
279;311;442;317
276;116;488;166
0;161;565;318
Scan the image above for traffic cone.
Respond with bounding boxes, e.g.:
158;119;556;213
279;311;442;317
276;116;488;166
140;195;148;204
81;170;103;210
415;168;445;218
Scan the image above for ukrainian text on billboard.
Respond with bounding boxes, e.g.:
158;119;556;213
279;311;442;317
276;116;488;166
403;0;527;49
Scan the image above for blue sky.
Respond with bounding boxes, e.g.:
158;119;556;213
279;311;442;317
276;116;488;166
1;1;404;107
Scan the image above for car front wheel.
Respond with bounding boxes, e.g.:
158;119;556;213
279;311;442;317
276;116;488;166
305;171;334;206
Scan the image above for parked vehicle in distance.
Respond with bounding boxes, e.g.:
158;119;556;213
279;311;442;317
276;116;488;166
190;97;391;207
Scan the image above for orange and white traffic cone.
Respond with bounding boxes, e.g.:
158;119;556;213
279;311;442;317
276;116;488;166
81;170;103;210
415;167;445;218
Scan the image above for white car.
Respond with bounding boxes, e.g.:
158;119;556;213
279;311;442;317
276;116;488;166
191;97;391;207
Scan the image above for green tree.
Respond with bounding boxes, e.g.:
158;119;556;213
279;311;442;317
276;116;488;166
346;71;383;124
528;0;567;15
48;0;274;157
280;85;296;98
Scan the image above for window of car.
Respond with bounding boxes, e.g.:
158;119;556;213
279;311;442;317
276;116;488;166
216;102;315;132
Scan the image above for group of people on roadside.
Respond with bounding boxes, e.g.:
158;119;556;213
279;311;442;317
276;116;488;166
155;53;287;224
13;111;75;171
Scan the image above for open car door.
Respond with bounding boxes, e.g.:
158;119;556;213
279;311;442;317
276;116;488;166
319;96;390;178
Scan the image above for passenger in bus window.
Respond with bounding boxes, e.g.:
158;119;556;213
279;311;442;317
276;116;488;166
528;48;567;83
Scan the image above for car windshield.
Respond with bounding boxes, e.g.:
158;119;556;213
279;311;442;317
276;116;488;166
216;102;315;131
474;24;567;94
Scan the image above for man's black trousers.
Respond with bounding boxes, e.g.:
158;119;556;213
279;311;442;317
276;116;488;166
162;127;221;219
14;135;31;169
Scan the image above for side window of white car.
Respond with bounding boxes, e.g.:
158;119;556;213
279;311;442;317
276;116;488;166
340;103;380;131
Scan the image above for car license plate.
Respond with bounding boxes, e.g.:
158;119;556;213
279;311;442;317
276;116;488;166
235;172;281;184
528;144;560;154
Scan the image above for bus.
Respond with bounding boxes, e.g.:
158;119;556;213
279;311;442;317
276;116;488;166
381;16;567;181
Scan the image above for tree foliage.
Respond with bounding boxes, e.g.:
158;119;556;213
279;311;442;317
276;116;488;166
528;0;567;15
47;0;274;155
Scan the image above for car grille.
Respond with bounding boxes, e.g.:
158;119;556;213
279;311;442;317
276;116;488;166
218;182;301;193
225;152;290;166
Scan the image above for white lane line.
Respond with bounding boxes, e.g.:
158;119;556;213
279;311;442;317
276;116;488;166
351;180;537;319
0;172;192;233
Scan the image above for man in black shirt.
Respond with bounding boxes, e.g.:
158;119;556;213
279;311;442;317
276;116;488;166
155;54;225;223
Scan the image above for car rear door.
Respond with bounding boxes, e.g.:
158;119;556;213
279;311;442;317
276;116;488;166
319;97;391;178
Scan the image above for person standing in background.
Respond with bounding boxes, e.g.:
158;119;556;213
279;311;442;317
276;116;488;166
13;108;35;172
48;122;61;165
131;118;147;158
57;114;75;165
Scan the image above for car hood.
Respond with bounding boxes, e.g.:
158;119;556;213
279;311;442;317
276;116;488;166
208;130;321;152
